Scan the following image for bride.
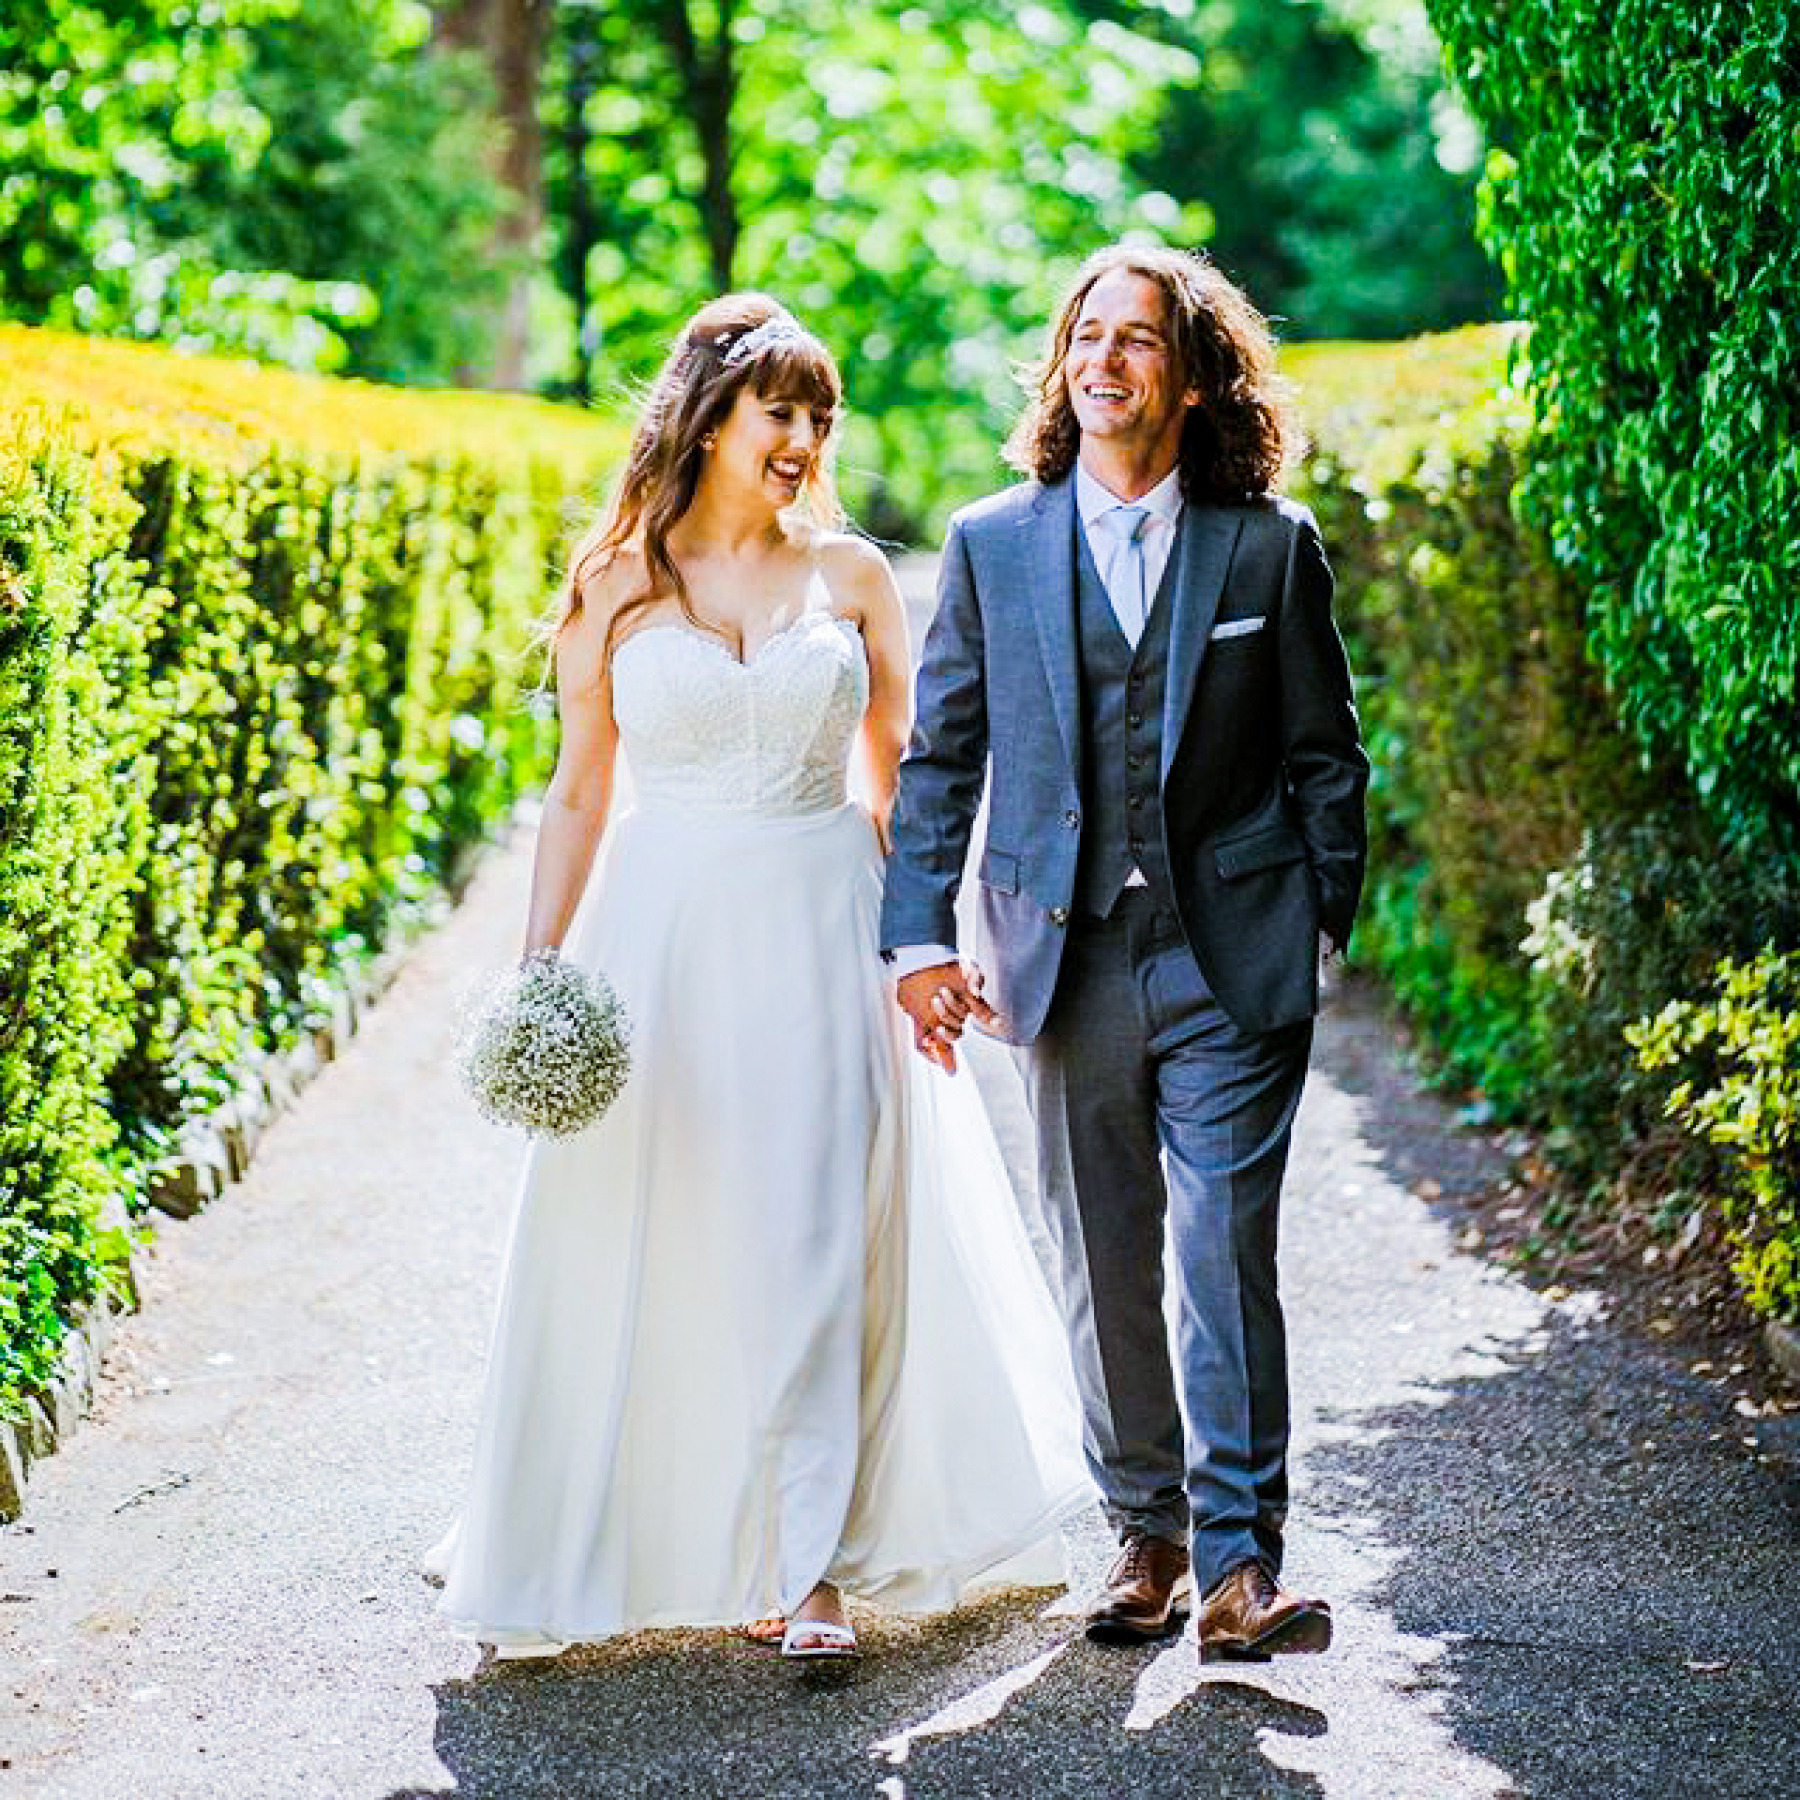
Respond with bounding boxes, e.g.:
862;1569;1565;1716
428;294;1088;1660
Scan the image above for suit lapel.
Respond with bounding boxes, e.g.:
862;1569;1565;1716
1160;505;1241;782
1023;477;1082;785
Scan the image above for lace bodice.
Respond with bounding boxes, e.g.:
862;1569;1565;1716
611;610;868;816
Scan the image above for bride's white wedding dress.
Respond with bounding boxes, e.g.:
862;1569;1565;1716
428;600;1089;1651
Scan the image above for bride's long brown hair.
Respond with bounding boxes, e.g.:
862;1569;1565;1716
558;294;845;658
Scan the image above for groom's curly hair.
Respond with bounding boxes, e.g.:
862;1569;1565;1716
1004;245;1299;501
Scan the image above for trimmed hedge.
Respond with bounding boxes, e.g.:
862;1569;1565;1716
1424;0;1800;859
1288;326;1800;1324
0;327;620;1410
1288;328;1655;1110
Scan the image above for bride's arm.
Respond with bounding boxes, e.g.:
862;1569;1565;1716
521;586;620;957
825;536;911;850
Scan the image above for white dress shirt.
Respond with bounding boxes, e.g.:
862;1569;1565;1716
890;462;1184;979
1075;461;1183;646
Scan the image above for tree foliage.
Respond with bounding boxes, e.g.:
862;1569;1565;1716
8;0;1501;525
539;0;1496;532
547;0;1196;534
0;0;513;377
1072;0;1501;340
168;2;518;381
1426;0;1800;855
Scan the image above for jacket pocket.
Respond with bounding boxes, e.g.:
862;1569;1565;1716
1215;824;1307;880
980;846;1021;894
1209;615;1267;641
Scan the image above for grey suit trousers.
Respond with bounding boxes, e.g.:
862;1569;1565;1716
1016;888;1312;1596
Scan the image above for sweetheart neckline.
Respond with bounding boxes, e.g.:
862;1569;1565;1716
615;611;860;671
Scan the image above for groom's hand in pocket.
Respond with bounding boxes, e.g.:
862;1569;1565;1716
895;961;997;1074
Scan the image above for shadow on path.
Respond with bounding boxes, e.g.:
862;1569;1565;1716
383;973;1796;1800
1308;984;1800;1800
385;1590;1325;1800
1306;1315;1800;1800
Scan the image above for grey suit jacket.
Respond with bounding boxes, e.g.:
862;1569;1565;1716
879;473;1369;1044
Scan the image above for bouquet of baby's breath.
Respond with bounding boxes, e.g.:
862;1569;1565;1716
455;950;631;1138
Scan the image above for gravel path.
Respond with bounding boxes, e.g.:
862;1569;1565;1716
3;567;1795;1797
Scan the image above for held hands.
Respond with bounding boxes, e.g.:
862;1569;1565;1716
1318;930;1345;997
893;961;998;1074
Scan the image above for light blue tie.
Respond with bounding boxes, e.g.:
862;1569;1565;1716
1109;504;1152;645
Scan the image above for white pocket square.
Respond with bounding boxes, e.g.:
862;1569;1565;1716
1210;616;1266;641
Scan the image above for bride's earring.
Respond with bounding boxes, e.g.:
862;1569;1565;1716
701;432;717;451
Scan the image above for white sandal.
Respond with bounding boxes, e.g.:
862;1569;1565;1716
483;1634;570;1661
779;1617;859;1660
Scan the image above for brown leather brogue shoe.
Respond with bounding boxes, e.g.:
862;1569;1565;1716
1084;1534;1193;1644
1197;1559;1333;1661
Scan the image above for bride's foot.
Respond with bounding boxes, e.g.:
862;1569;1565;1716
481;1630;570;1661
780;1582;859;1660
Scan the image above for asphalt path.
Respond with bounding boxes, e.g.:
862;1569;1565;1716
3;562;1796;1799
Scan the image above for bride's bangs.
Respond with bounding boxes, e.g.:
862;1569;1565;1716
751;334;841;417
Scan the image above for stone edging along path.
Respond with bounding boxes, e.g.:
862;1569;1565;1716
0;834;498;1523
1769;1320;1800;1385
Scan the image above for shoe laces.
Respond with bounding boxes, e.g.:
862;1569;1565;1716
1114;1536;1164;1582
1242;1559;1279;1604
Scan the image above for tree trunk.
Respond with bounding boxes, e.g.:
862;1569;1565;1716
652;0;739;290
563;17;600;401
434;0;552;388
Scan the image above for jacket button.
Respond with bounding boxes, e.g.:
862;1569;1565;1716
1128;713;1144;728
1063;809;1080;829
1128;794;1143;810
1049;906;1069;927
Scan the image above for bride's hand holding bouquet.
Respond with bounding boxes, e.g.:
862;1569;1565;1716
455;949;630;1139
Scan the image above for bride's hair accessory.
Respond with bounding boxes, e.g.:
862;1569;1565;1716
719;311;807;368
456;950;631;1138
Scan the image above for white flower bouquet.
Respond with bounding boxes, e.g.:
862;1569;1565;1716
455;950;631;1138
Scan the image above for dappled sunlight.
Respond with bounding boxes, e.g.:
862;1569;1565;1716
870;1639;1071;1769
851;1040;1571;1799
1111;1546;1517;1799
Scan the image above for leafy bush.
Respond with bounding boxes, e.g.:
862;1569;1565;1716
0;0;512;380
1290;325;1800;1327
1289;329;1657;1114
1425;0;1800;859
0;325;620;1410
1522;815;1800;1196
1632;953;1800;1323
0;425;145;1403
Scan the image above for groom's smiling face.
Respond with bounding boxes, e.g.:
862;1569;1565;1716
1064;269;1199;469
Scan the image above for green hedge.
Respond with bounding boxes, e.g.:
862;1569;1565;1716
1424;0;1800;859
1411;0;1800;1320
1289;327;1800;1324
0;327;621;1410
1289;329;1653;1110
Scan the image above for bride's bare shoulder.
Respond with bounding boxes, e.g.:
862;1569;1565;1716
809;526;891;575
560;549;645;689
576;544;647;609
808;529;897;619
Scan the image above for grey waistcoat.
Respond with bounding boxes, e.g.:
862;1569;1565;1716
1072;516;1181;918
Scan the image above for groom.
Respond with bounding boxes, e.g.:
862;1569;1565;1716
880;244;1367;1659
